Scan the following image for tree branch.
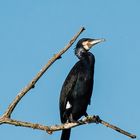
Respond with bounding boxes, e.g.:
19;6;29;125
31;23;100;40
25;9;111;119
0;27;136;139
2;27;85;118
99;117;136;139
0;115;136;138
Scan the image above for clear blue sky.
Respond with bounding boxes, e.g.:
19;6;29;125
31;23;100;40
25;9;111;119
0;0;140;140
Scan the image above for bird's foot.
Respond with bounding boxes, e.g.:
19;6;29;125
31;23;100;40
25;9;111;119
82;115;93;123
82;115;101;124
92;115;101;124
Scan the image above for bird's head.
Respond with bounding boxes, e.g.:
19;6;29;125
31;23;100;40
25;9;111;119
75;38;105;58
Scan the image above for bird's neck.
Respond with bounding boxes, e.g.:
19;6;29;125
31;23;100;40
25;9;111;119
75;47;87;59
81;52;95;74
78;51;94;61
75;48;95;68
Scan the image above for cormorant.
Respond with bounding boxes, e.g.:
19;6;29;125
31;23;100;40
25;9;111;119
59;38;105;140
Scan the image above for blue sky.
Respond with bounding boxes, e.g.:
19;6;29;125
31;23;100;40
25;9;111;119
0;0;140;140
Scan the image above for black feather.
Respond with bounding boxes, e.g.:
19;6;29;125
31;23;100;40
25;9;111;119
59;38;96;140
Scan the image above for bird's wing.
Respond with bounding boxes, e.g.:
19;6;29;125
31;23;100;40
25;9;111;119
59;61;81;122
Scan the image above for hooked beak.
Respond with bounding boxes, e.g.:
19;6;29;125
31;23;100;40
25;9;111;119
89;38;105;49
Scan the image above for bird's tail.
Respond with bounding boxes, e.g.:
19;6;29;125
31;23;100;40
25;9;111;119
61;129;71;140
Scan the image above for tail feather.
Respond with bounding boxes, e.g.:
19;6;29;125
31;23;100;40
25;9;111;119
61;129;71;140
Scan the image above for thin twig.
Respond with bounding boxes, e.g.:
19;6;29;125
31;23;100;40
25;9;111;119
2;27;85;118
99;118;136;139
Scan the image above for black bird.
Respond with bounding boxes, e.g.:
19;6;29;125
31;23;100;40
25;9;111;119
59;38;105;140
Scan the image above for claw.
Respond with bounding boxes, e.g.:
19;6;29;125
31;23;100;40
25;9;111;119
82;116;94;123
93;115;101;124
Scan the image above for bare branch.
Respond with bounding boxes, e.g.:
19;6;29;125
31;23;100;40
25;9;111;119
2;27;85;118
0;115;136;138
0;27;136;139
99;117;136;139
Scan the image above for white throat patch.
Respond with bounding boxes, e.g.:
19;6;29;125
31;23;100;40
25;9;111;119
82;41;90;50
83;45;90;50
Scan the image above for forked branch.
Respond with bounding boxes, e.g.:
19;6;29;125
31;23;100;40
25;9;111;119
0;115;136;138
2;27;85;118
0;27;136;139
